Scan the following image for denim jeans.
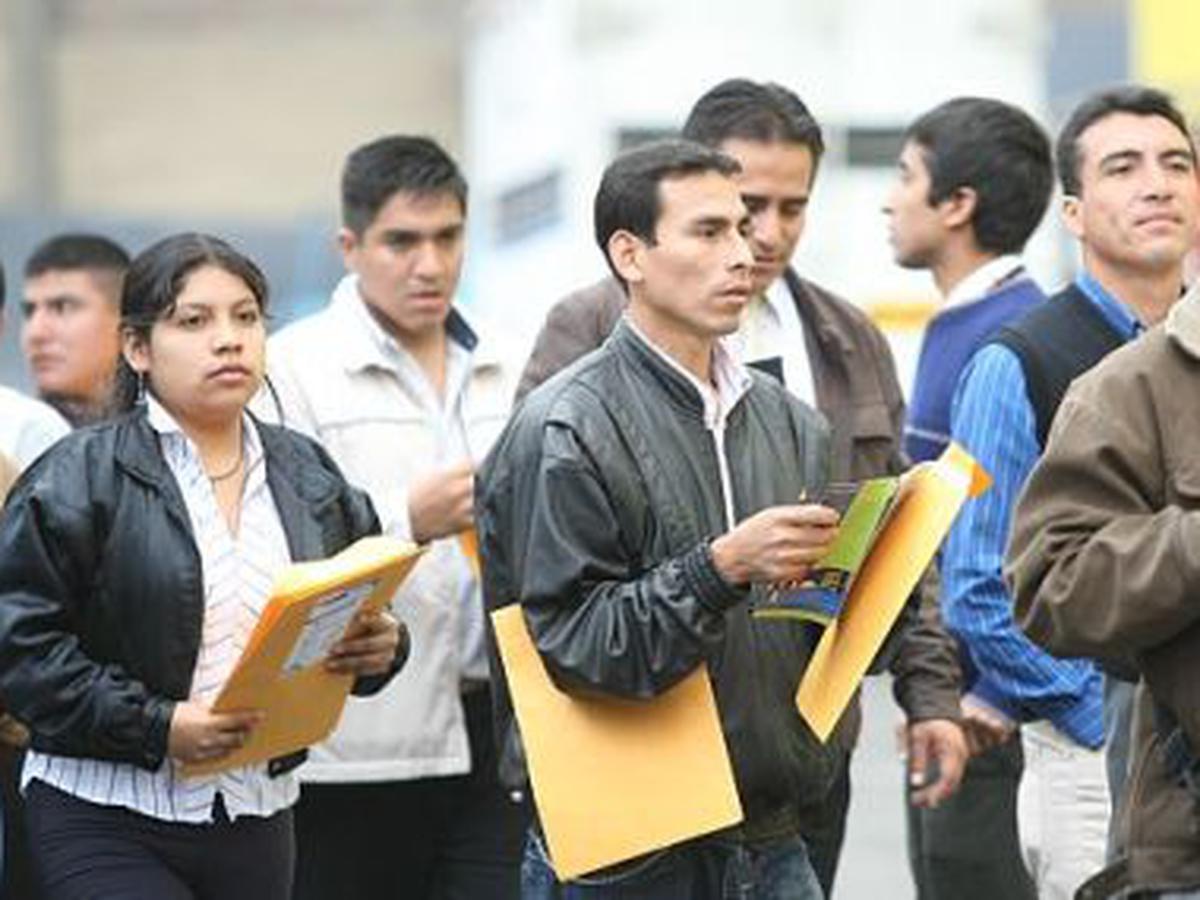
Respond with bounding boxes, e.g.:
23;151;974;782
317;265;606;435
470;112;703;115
519;827;824;899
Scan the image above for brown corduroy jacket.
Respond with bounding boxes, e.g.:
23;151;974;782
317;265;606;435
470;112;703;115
1008;282;1200;897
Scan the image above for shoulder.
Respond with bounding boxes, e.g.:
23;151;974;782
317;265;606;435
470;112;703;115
545;277;626;332
1068;323;1171;408
4;416;130;513
268;300;345;355
0;387;70;466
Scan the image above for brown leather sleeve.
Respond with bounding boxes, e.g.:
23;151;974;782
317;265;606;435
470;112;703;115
515;279;626;404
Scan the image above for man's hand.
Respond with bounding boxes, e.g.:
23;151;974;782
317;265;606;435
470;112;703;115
168;701;263;766
710;504;838;586
325;609;407;677
408;462;474;544
905;718;968;809
960;694;1015;756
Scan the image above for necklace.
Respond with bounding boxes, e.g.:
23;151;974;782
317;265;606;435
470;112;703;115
207;445;244;482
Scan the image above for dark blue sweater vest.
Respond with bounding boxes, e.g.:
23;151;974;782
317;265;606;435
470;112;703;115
903;276;1046;463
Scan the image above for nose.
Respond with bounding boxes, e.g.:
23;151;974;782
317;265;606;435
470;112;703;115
730;231;755;270
751;207;782;252
413;240;444;280
1142;162;1175;200
212;314;244;353
21;306;51;346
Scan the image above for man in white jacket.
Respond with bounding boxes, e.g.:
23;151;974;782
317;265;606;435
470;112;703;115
265;135;525;900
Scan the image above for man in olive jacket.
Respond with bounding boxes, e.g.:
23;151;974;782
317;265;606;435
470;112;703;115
515;79;965;894
1008;281;1200;898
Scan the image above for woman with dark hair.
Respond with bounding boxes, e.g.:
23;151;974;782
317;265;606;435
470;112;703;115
0;233;406;899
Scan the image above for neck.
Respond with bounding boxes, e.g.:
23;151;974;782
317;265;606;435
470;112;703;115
1083;256;1183;327
364;303;449;394
932;243;998;300
169;406;244;472
628;302;714;384
46;378;116;428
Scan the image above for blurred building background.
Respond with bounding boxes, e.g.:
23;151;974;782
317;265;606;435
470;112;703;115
2;0;1196;391
0;0;1191;360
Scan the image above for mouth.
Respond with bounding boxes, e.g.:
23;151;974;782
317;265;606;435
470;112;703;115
1135;213;1183;229
207;365;253;381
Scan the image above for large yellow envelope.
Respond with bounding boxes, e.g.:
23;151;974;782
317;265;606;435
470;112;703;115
797;443;990;740
182;535;424;776
492;605;743;881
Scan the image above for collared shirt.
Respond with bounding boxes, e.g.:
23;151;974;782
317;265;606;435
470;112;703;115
624;317;753;529
732;276;816;405
939;275;1139;748
24;396;297;821
0;385;69;471
263;273;516;782
943;254;1025;310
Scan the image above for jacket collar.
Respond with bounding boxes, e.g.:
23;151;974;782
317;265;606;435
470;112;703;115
113;407;342;550
783;268;854;357
328;274;505;375
1165;279;1200;361
610;318;746;418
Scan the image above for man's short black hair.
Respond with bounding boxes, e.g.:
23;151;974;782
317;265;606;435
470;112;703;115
906;97;1053;256
341;135;468;236
681;79;825;167
594;138;741;288
24;233;130;281
1056;85;1194;197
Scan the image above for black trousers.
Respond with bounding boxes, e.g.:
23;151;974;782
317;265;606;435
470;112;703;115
906;733;1036;900
24;780;294;900
293;687;530;900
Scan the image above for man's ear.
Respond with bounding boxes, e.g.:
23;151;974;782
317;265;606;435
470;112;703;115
607;230;647;288
337;227;360;271
1060;193;1085;241
941;186;979;231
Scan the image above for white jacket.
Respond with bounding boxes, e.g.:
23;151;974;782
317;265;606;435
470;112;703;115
262;275;515;782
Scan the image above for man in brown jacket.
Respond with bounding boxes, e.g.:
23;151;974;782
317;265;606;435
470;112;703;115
516;78;966;896
1008;279;1200;899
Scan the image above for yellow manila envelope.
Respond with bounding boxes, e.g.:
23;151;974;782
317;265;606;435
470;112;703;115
182;535;424;777
796;443;990;740
491;605;743;881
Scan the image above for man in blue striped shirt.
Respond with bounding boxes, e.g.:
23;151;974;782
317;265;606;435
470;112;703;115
910;87;1198;899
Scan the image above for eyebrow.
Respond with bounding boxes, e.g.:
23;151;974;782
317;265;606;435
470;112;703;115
1099;146;1196;167
381;223;464;240
20;293;82;309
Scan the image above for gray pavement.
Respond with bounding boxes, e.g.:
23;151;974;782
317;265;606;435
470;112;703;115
833;675;915;899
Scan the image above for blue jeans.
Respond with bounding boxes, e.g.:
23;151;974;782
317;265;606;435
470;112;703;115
520;827;824;899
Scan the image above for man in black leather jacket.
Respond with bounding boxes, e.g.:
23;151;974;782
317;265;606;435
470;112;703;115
477;140;841;897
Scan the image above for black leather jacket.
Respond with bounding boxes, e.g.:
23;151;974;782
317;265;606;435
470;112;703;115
0;409;388;773
478;321;837;822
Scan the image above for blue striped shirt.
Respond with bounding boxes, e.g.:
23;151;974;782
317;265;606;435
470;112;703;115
943;274;1139;749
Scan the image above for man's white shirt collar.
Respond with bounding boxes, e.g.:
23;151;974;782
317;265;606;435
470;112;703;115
943;254;1024;310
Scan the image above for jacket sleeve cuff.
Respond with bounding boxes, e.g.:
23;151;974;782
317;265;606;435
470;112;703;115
894;679;962;724
351;625;410;697
141;696;175;771
683;542;748;613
